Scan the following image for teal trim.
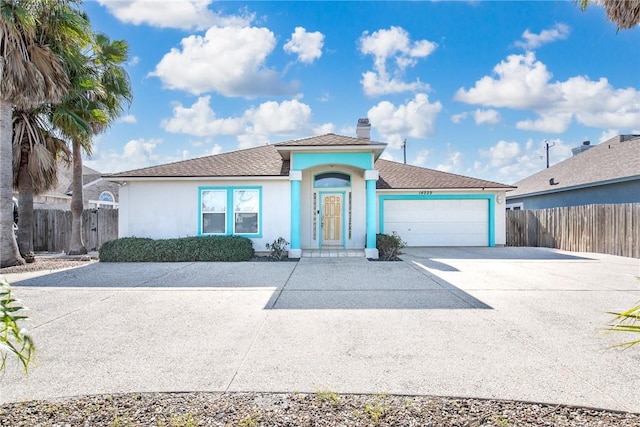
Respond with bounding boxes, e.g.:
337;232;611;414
318;191;347;249
198;186;263;238
378;194;496;247
313;171;352;188
366;179;377;249
292;152;372;171
290;180;301;250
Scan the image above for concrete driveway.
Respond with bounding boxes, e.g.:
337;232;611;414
1;247;639;412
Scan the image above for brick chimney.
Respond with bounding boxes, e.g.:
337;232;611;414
356;118;370;140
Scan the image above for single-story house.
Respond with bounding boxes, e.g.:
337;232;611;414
506;134;640;210
106;119;514;258
15;163;120;210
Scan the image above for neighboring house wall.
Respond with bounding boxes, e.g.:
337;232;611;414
84;179;120;208
118;179;290;250
507;180;640;210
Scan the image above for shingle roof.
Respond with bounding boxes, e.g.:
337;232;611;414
508;135;640;198
375;159;513;190
275;133;386;146
105;134;512;191
107;145;289;178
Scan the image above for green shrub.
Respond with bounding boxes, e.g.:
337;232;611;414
99;236;254;262
265;237;289;260
376;232;406;261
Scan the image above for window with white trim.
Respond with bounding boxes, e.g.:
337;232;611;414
99;191;115;203
201;190;227;234
234;189;259;234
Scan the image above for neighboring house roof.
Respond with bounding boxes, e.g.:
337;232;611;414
508;135;640;199
375;159;513;189
106;134;513;190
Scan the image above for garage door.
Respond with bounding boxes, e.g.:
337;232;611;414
383;199;489;246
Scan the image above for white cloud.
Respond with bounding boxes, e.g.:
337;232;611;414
244;99;312;135
127;56;140;67
162;96;313;145
118;114;137;124
436;151;462;173
85;138;184;173
96;0;253;30
475;138;573;183
313;123;335;135
412;149;430;167
368;93;443;148
473;109;501;126
151;26;297;97
514;23;570;50
599;129;619;142
359;26;436;96
284;27;325;64
162;96;244;136
451;112;468;124
455;51;640;133
479;140;521;167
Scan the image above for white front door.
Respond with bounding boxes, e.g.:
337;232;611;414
321;193;343;246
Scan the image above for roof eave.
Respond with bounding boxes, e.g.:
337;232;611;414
104;175;289;182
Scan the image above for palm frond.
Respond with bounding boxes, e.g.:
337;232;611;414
606;304;640;349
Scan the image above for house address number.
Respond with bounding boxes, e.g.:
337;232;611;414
418;191;433;195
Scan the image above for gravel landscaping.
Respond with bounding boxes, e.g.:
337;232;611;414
1;392;639;426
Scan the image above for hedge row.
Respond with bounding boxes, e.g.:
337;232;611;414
99;236;254;262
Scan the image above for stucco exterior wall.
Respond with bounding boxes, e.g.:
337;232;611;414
118;179;290;251
507;180;640;210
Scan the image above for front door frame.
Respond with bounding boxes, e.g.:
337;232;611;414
318;191;346;249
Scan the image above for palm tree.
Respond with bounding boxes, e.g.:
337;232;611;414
578;0;640;30
12;108;70;259
52;33;132;255
0;0;87;267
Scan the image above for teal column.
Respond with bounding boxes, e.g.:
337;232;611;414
289;170;302;258
364;170;379;259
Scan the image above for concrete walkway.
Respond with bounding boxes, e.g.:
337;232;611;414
1;247;639;412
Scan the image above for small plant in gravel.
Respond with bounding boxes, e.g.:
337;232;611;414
265;237;289;260
315;390;341;405
238;413;260;427
0;276;34;372
376;232;406;260
492;415;510;427
364;396;388;425
169;413;198;427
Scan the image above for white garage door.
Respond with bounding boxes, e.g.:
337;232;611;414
383;199;489;246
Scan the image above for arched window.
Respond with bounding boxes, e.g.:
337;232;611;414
314;172;351;188
99;191;115;203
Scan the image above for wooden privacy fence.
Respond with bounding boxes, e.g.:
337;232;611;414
506;203;639;259
32;209;118;253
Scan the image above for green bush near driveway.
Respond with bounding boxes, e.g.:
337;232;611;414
376;232;406;261
99;236;254;262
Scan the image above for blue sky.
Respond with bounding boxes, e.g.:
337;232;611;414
82;1;639;184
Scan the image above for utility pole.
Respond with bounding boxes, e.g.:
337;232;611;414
545;140;555;168
402;139;407;164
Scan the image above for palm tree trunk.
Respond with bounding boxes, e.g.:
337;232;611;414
17;156;34;260
68;139;86;255
0;99;25;267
